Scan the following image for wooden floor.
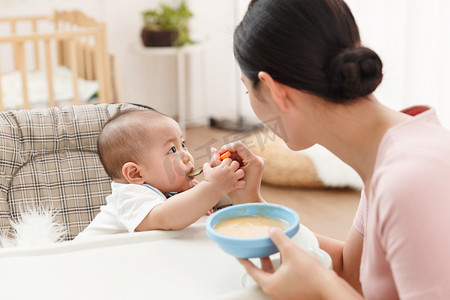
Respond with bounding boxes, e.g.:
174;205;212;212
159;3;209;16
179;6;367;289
186;125;361;241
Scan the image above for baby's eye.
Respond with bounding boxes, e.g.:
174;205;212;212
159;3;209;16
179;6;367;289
168;146;176;154
182;141;186;148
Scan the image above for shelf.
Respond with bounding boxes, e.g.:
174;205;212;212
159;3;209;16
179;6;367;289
130;42;205;56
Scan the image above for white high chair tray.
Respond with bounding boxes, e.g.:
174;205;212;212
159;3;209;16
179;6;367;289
0;217;331;300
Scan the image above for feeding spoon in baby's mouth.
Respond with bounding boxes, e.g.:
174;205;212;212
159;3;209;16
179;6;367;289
188;168;203;177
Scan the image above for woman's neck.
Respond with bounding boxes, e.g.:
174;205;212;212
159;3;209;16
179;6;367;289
313;97;412;185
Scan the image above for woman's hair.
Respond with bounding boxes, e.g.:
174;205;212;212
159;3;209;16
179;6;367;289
234;0;383;103
97;109;164;180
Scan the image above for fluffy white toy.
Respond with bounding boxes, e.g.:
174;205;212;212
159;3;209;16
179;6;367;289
0;208;66;248
300;144;363;190
253;133;363;189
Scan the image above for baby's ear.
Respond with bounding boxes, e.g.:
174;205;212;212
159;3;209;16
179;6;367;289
122;162;144;184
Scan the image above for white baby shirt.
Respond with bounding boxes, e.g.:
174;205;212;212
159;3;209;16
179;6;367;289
76;182;165;239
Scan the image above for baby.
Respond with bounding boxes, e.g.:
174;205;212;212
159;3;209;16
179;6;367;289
76;109;245;239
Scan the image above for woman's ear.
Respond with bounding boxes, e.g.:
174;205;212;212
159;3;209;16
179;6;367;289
122;162;144;184
258;71;290;111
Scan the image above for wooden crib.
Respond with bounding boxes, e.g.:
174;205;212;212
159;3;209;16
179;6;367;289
0;10;121;111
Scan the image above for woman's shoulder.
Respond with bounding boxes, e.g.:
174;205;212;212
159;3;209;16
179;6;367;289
377;110;450;177
372;114;450;204
372;132;450;216
384;107;450;146
374;142;450;194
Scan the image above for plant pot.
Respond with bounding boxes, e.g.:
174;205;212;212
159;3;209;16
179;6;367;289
141;28;179;47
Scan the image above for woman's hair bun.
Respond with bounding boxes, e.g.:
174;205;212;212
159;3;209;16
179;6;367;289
327;46;383;102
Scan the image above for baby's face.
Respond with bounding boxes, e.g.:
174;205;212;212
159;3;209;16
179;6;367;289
139;117;196;194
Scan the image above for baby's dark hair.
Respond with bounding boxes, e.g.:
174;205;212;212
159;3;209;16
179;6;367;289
234;0;383;103
97;109;165;180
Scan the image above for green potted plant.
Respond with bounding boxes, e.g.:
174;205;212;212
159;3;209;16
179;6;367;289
141;1;194;47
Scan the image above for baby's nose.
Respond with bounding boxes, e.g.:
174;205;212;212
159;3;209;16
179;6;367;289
181;152;192;164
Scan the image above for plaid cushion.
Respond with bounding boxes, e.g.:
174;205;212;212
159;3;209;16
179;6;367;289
0;103;149;240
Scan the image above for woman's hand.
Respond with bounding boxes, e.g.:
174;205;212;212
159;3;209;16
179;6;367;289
238;228;363;300
238;228;329;299
211;141;265;204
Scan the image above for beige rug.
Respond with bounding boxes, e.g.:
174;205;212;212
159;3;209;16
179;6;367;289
245;128;363;190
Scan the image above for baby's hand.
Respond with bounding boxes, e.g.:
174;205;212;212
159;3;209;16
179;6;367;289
203;158;245;194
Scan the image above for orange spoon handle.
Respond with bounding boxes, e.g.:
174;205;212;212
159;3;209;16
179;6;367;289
219;150;231;161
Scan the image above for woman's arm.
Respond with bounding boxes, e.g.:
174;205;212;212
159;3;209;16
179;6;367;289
216;141;363;296
316;228;363;294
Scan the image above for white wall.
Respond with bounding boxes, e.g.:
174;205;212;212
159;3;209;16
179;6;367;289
347;0;450;127
0;0;257;126
102;0;255;125
103;0;180;117
1;0;450;127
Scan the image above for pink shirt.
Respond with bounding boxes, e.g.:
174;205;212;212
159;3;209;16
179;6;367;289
353;107;450;300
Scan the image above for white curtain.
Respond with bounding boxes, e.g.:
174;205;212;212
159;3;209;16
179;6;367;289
346;0;450;127
236;0;450;128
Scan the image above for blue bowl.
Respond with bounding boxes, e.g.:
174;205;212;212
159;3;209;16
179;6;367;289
206;203;300;259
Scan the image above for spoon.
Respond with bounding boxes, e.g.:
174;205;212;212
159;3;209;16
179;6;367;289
188;151;232;177
188;168;203;177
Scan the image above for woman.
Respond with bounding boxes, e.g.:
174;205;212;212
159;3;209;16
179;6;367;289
213;0;450;299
